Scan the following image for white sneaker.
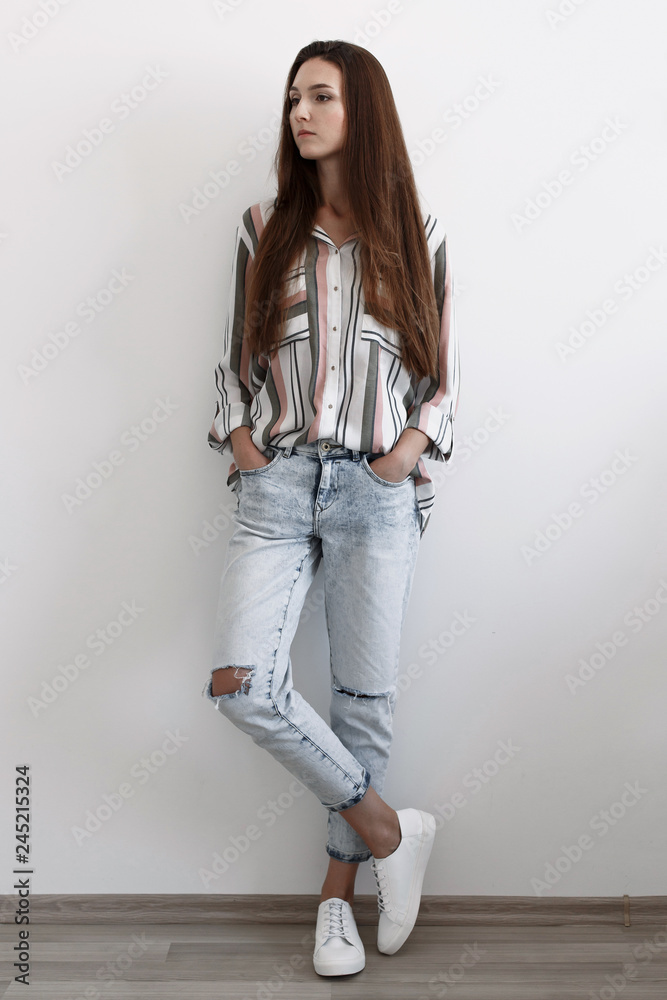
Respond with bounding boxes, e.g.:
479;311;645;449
313;897;365;976
371;808;436;955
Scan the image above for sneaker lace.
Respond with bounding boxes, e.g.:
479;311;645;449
326;898;347;937
371;858;391;914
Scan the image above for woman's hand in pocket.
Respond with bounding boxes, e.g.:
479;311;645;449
367;451;411;483
236;446;272;471
230;427;272;471
367;429;430;482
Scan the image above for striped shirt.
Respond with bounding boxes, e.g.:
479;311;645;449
208;197;460;533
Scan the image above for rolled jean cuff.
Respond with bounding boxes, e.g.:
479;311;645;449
324;768;371;813
326;844;372;863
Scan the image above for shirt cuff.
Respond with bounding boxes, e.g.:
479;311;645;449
405;403;454;463
207;402;253;455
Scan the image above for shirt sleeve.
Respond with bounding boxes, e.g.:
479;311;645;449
404;231;460;463
207;209;263;458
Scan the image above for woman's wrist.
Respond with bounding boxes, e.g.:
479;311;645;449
367;428;430;482
391;428;430;474
230;427;266;468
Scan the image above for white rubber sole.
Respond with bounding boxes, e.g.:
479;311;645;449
313;950;366;976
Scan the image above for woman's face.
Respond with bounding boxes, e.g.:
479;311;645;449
288;57;346;162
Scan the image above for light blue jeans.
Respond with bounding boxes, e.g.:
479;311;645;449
202;439;421;863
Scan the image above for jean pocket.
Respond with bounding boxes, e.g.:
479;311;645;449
360;453;411;487
238;447;284;477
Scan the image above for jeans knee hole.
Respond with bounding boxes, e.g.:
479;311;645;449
211;665;254;697
333;682;388;699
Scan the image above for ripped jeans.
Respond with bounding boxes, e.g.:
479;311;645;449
201;439;421;863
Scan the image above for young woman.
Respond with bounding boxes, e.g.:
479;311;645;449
202;40;460;976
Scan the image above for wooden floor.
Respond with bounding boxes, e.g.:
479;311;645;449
2;919;667;998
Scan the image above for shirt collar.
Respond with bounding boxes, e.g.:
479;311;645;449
311;224;359;250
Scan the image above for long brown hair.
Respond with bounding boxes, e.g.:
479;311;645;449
244;39;441;382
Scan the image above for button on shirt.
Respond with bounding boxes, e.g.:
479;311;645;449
208;198;460;534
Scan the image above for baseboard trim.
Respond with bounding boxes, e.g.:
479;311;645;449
1;894;665;925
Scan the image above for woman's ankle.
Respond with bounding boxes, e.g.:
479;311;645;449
368;811;402;859
319;889;354;904
339;787;401;857
320;856;358;904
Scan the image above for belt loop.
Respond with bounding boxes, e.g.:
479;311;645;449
353;449;360;462
283;443;293;457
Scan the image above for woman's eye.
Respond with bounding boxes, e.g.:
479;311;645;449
289;94;330;107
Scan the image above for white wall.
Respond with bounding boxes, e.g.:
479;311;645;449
3;0;666;899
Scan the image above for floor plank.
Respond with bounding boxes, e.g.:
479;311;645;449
1;920;666;999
